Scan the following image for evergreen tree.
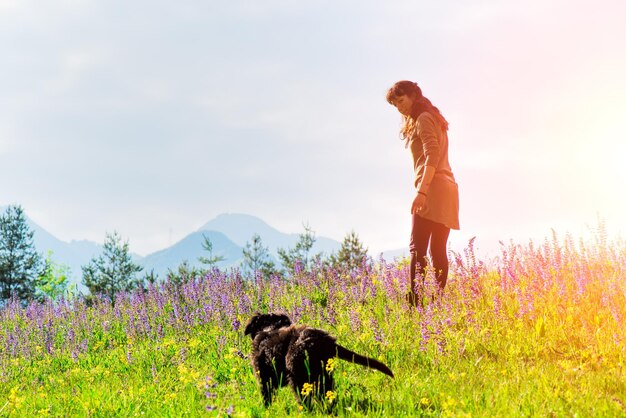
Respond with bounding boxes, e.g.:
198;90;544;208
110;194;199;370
197;234;225;268
142;269;158;286
81;231;143;300
242;233;277;278
0;205;43;303
277;223;319;275
35;250;76;302
330;230;369;272
166;260;202;285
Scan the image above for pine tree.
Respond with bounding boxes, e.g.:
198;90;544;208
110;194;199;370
277;223;319;275
330;230;369;272
166;260;202;285
0;205;43;303
242;233;277;278
198;234;225;268
35;250;76;302
81;231;143;300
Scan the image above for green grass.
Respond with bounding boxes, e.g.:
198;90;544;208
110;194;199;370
1;232;625;416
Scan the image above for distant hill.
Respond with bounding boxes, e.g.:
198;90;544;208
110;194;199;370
0;205;102;289
199;213;286;248
27;220;103;289
3;207;393;285
135;213;341;278
198;213;341;258
139;230;242;278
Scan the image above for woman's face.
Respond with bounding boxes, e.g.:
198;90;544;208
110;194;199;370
390;94;414;116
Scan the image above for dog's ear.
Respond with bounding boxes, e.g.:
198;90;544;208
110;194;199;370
273;313;292;328
244;312;262;336
245;313;292;338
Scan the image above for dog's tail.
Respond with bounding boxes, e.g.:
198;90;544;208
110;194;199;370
335;344;394;378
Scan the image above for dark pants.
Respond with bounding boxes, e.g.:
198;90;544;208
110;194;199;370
409;214;451;299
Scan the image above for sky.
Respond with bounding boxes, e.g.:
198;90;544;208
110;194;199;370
1;0;625;259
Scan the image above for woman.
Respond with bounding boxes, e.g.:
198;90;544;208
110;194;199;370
386;80;460;306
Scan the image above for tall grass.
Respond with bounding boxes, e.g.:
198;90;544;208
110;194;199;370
1;230;625;417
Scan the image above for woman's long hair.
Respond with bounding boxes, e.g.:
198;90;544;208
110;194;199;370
386;80;449;145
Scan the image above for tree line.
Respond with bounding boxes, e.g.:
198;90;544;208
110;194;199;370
0;205;369;305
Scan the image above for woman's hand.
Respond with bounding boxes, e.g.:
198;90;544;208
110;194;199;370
411;192;427;214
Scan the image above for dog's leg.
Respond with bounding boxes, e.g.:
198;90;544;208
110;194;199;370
259;370;280;406
287;351;317;409
288;354;335;410
255;356;282;406
261;381;275;406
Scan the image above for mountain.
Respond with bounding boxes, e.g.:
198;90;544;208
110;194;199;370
29;223;103;278
0;205;102;288
137;213;341;278
198;213;341;257
1;206;355;285
139;230;242;278
27;217;102;288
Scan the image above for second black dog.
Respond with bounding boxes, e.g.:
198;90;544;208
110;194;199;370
244;313;394;407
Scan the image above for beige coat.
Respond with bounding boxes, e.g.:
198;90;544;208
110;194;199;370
408;112;460;230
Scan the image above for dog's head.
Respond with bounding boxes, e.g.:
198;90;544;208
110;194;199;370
244;313;292;339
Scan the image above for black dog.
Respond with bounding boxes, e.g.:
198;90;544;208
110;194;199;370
244;313;394;407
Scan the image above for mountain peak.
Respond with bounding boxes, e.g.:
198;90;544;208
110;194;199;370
198;213;283;247
202;213;271;226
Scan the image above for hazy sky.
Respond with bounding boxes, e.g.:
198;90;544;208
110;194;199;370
2;0;625;258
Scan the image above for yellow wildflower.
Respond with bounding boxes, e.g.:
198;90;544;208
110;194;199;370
161;337;177;349
82;399;92;411
325;358;336;373
442;395;457;410
301;383;314;397
325;391;336;404
163;392;177;403
178;363;189;383
8;387;24;409
188;338;201;349
178;363;200;384
420;397;430;407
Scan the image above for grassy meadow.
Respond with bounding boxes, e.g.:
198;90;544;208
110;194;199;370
1;230;625;417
